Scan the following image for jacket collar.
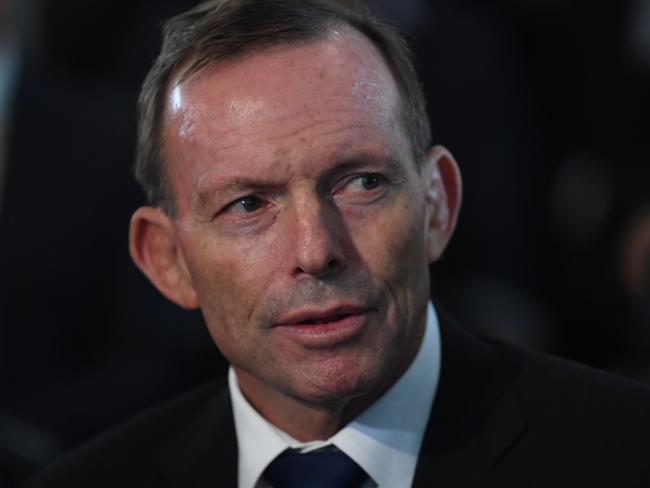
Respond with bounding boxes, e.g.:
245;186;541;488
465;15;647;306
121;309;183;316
413;309;526;486
155;383;238;487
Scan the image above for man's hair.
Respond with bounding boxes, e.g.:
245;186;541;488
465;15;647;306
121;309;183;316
135;0;431;215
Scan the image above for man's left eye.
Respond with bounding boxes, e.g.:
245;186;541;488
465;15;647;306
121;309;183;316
348;174;384;191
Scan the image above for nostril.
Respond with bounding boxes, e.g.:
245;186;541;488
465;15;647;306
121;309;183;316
295;258;339;277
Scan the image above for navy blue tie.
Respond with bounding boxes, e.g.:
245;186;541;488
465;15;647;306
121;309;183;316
263;448;368;488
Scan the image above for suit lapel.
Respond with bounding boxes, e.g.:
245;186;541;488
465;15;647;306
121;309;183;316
155;385;238;488
412;311;526;487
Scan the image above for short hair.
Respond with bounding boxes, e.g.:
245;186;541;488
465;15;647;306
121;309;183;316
135;0;431;215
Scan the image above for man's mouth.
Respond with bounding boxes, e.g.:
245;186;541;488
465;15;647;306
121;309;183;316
294;313;352;325
274;305;370;348
276;305;367;327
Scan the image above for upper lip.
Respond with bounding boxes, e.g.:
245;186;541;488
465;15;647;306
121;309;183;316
275;304;369;326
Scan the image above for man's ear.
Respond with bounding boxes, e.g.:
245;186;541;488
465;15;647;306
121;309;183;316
421;145;462;264
129;206;199;309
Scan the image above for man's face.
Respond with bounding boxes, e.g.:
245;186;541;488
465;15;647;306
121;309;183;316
161;29;437;409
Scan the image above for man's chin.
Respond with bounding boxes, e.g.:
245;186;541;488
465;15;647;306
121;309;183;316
284;360;389;412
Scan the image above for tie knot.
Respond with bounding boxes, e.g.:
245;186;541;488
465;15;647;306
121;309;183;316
263;448;367;488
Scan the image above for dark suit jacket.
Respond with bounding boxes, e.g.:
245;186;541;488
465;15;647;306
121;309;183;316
23;314;650;487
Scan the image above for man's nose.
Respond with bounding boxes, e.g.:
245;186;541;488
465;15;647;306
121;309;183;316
288;193;346;279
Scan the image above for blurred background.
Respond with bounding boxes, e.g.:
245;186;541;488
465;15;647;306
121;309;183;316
1;0;649;485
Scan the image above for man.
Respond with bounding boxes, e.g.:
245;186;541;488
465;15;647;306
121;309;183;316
25;0;650;487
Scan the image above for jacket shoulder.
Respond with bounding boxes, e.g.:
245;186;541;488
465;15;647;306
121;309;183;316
496;342;650;419
22;378;230;487
491;342;650;483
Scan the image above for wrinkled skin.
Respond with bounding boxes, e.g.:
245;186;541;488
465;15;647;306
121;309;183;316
130;28;461;439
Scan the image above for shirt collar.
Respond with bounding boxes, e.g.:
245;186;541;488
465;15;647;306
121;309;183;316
229;302;441;488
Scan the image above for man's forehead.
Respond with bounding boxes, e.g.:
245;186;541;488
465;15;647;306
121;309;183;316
163;27;402;141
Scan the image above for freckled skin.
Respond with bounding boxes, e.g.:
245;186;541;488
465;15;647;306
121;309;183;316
161;29;439;435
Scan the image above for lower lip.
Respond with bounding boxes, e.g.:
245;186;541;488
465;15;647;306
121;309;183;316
274;313;368;349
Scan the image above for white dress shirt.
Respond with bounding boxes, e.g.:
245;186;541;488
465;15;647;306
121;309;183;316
229;302;441;488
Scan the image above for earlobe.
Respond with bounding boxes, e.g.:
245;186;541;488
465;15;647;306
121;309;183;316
129;206;199;309
422;145;463;264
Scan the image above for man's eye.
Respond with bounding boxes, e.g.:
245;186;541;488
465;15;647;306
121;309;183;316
225;196;264;214
349;174;384;191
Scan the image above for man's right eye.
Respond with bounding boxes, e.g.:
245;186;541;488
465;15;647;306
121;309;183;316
223;196;264;214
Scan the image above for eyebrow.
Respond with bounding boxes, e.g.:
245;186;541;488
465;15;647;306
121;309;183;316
321;154;405;178
194;176;281;210
193;151;407;210
204;178;277;194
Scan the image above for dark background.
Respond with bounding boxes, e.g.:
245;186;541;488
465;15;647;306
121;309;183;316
1;0;649;485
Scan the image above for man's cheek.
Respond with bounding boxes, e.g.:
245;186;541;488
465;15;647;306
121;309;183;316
193;254;261;322
198;269;264;363
359;210;422;278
